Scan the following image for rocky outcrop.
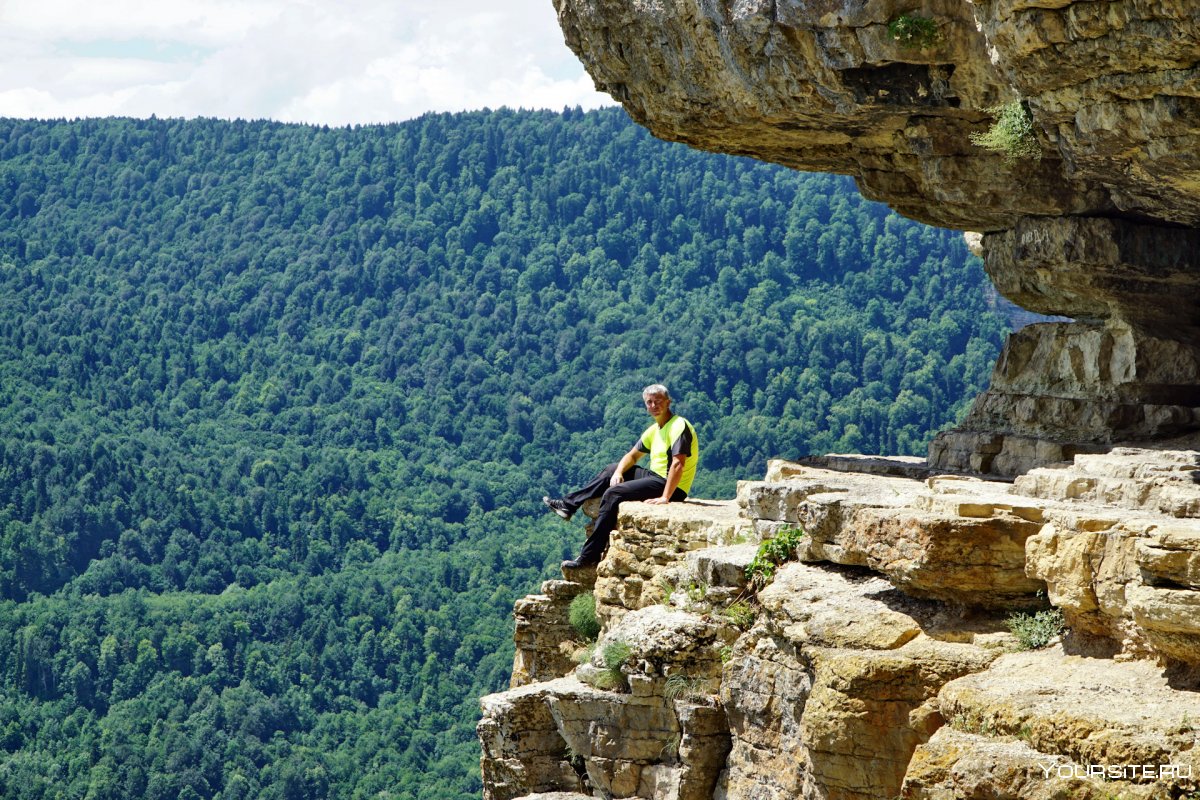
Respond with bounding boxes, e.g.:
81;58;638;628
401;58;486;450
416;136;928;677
552;0;1200;231
479;680;587;800
592;499;752;627
480;450;1200;800
739;464;1046;607
907;647;1200;799
1025;516;1200;664
929;322;1200;476
721;563;1001;800
552;0;1200;472
512;578;594;688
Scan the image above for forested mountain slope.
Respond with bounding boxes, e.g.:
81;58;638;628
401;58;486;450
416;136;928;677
0;109;1006;799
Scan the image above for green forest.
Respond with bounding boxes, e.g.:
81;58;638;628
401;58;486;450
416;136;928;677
0;108;1008;799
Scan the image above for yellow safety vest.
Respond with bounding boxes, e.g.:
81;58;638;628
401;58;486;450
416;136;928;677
640;415;699;494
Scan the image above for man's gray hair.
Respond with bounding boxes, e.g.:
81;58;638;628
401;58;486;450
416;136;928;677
642;383;670;400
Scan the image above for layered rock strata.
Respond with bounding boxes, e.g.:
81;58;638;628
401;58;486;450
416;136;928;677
552;0;1200;232
592;499;752;627
721;563;1002;800
907;648;1200;799
480;450;1200;800
739;465;1047;607
929;321;1200;476
512;578;594;688
553;0;1200;471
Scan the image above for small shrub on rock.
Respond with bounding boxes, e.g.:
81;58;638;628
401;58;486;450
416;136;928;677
664;674;709;702
1006;608;1065;649
595;640;632;690
746;527;806;589
721;600;756;630
887;14;941;48
568;591;601;641
970;101;1042;163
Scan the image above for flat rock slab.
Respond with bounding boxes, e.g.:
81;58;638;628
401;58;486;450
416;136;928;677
759;561;924;651
740;466;1048;607
937;647;1200;775
770;455;932;480
1016;445;1200;517
616;498;748;539
904;727;1158;800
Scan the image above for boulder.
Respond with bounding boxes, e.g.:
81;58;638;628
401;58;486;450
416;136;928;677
739;465;1046;607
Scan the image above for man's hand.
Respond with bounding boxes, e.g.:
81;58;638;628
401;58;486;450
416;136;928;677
608;472;624;488
646;453;687;506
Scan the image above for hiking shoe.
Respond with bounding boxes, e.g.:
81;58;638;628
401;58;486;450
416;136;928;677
561;558;598;570
542;496;575;520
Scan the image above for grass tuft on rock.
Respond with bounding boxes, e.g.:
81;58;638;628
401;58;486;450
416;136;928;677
593;640;632;690
568;592;601;641
887;14;941;48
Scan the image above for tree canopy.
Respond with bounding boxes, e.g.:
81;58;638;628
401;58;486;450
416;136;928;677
0;107;1007;798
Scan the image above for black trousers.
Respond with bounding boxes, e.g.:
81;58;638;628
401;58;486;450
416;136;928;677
562;462;687;564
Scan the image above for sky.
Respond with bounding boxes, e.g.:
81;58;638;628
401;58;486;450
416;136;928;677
0;0;615;124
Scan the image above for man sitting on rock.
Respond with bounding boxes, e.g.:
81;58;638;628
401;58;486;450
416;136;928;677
543;383;699;569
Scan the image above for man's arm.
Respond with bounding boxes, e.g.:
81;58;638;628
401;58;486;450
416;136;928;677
645;453;687;504
609;445;647;487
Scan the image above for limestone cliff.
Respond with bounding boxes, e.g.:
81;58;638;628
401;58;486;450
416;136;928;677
475;5;1200;797
551;0;1200;476
479;451;1200;799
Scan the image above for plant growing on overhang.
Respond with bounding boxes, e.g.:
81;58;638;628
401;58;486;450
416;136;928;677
888;14;941;49
970;101;1043;163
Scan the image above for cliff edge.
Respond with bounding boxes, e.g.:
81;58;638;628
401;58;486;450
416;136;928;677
476;5;1200;796
479;451;1200;799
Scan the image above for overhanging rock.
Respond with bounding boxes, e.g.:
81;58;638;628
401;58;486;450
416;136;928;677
554;0;1200;472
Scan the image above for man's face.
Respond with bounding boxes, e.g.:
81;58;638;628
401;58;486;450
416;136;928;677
643;393;669;418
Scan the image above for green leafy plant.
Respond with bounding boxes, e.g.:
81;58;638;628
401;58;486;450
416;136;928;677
719;645;734;664
970;101;1042;162
568;592;601;641
686;581;709;604
1006;608;1064;650
746;527;806;589
657;576;676;606
887;14;940;49
659;732;681;761
591;640;632;691
721;599;756;630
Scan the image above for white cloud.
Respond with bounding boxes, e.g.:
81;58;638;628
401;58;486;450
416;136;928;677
0;0;614;123
4;0;280;45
